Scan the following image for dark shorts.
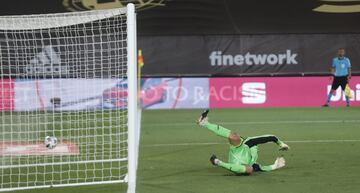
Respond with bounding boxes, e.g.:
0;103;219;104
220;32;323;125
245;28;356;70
331;76;348;91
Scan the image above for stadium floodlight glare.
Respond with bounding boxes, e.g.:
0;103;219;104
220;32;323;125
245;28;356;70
0;3;139;193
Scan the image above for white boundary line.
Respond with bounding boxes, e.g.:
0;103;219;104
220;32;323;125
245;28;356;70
143;139;360;147
144;119;360;127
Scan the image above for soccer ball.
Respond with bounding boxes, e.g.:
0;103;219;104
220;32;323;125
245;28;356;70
45;136;58;149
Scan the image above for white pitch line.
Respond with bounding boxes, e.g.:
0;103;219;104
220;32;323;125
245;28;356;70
144;142;222;147
287;139;360;143
143;139;360;147
144;119;360;127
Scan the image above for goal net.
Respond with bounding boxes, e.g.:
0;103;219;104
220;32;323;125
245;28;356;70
0;4;138;192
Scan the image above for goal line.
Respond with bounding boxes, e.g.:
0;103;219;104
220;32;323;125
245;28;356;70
0;158;128;169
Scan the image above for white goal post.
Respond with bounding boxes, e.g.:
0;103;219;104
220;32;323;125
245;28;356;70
0;3;139;193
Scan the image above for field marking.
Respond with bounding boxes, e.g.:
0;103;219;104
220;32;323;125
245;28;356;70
143;139;360;147
145;119;360;127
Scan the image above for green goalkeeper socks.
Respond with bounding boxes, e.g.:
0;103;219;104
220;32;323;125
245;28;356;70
218;161;246;174
203;122;231;138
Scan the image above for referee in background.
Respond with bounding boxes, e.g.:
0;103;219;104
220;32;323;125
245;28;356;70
323;48;352;107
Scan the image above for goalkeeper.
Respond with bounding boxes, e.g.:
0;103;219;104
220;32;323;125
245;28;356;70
197;110;290;175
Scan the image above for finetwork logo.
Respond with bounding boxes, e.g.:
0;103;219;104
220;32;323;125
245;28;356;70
209;50;298;66
26;46;69;76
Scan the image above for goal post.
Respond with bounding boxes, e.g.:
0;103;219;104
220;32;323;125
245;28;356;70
0;3;138;193
126;3;138;193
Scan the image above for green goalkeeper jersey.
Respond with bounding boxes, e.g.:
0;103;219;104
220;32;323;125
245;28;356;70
202;122;259;166
202;121;285;173
228;140;258;165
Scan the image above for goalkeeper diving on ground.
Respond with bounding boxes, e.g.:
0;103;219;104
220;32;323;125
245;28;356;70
197;109;290;175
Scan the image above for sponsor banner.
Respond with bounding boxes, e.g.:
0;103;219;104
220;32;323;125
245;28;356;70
146;78;208;109
101;78;208;109
15;79;120;111
0;79;15;111
2;77;359;111
0;141;79;156
139;34;360;76
12;78;208;111
209;77;360;108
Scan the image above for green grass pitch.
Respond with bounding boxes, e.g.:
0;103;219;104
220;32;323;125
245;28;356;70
3;107;360;193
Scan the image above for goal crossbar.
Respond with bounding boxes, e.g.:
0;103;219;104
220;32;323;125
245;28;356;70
0;9;127;30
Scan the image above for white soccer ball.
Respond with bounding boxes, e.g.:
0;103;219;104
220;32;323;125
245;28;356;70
45;136;58;149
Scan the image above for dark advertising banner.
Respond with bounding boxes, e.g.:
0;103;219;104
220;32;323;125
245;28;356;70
0;0;359;34
2;33;359;78
0;19;126;78
139;34;360;76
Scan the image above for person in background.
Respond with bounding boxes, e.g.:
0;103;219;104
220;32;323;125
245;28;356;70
323;48;352;107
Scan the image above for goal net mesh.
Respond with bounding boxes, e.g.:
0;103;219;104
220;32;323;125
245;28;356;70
0;8;131;191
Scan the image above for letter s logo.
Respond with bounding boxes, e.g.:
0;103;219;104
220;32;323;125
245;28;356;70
242;83;266;104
